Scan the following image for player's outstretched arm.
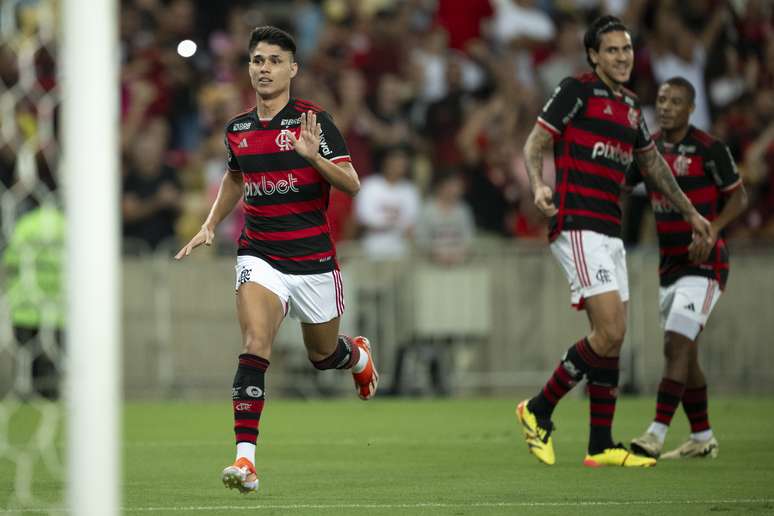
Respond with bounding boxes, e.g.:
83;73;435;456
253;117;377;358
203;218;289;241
289;111;360;196
523;124;557;217
174;170;243;260
636;146;712;243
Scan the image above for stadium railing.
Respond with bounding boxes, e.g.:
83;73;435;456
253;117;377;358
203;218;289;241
117;238;774;399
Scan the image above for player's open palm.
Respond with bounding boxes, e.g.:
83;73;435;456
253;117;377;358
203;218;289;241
174;225;215;260
288;111;320;161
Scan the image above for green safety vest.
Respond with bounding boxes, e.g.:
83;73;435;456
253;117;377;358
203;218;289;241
2;205;65;329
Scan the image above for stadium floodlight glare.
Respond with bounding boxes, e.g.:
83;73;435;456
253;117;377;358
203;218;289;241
63;0;120;514
177;39;197;58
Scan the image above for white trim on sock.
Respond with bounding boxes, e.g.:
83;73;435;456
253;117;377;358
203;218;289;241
236;442;256;465
647;422;668;443
691;429;713;442
352;347;369;374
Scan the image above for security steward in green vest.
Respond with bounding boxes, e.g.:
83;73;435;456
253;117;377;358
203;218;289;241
2;202;65;400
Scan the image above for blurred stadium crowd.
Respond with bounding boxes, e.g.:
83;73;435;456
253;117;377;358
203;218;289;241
1;0;772;258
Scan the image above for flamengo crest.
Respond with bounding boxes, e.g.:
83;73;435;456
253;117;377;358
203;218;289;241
627;108;639;128
276;129;293;151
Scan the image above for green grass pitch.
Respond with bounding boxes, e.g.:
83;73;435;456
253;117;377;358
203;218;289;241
2;397;773;514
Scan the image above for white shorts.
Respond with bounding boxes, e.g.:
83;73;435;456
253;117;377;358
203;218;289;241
235;255;345;324
550;230;629;309
659;276;721;340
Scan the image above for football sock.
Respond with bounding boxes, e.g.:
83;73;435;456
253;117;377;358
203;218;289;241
236;442;256;465
649;378;685;442
232;354;269;455
683;385;713;439
528;338;595;419
311;335;360;370
647;421;669;442
587;355;619;455
692;429;714;442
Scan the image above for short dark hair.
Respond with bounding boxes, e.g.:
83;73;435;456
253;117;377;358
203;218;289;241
248;26;296;57
662;76;696;105
583;15;629;68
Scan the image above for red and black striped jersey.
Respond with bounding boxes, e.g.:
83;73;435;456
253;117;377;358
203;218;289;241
628;126;742;289
537;72;654;241
224;98;352;274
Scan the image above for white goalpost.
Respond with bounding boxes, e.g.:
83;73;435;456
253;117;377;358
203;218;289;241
62;0;120;514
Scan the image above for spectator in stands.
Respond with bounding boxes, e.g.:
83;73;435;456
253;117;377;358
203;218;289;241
121;118;182;253
536;15;586;99
457;94;520;235
422;51;478;169
415;171;475;265
649;5;729;131
355;146;421;260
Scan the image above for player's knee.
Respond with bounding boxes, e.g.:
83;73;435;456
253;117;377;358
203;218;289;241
598;320;626;349
242;332;272;358
663;332;694;365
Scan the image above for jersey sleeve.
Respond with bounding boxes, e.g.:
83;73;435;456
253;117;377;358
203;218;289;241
537;77;585;137
706;141;742;192
625;160;644;187
318;111;351;164
224;135;241;172
634;112;655;152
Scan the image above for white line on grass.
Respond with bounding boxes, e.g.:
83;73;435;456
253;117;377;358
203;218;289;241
3;498;772;513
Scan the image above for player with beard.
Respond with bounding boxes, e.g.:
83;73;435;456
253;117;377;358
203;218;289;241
516;16;712;467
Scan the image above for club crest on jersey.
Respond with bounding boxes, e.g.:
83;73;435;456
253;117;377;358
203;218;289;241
674;155;692;176
627;108;639;128
275;129;293;151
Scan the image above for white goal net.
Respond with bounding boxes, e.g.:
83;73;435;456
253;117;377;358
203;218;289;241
1;0;119;514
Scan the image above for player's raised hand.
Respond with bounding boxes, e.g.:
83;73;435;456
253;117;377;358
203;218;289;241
174;225;215;260
288;110;321;161
533;184;558;217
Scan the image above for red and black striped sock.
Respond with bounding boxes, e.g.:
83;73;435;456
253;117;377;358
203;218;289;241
528;338;595;419
587;354;619;455
233;354;269;445
682;385;711;433
654;378;685;427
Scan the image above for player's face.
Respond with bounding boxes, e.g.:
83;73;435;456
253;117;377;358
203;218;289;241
590;31;633;86
656;83;694;131
249;42;298;99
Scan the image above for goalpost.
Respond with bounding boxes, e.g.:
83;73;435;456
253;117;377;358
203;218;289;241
62;0;120;514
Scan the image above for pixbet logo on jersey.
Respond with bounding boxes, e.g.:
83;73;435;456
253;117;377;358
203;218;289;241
244;173;300;198
591;141;633;167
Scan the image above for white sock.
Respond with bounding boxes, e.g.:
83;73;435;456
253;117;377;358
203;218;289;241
647;422;669;443
236;442;256;465
691;429;713;442
352;347;369;374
